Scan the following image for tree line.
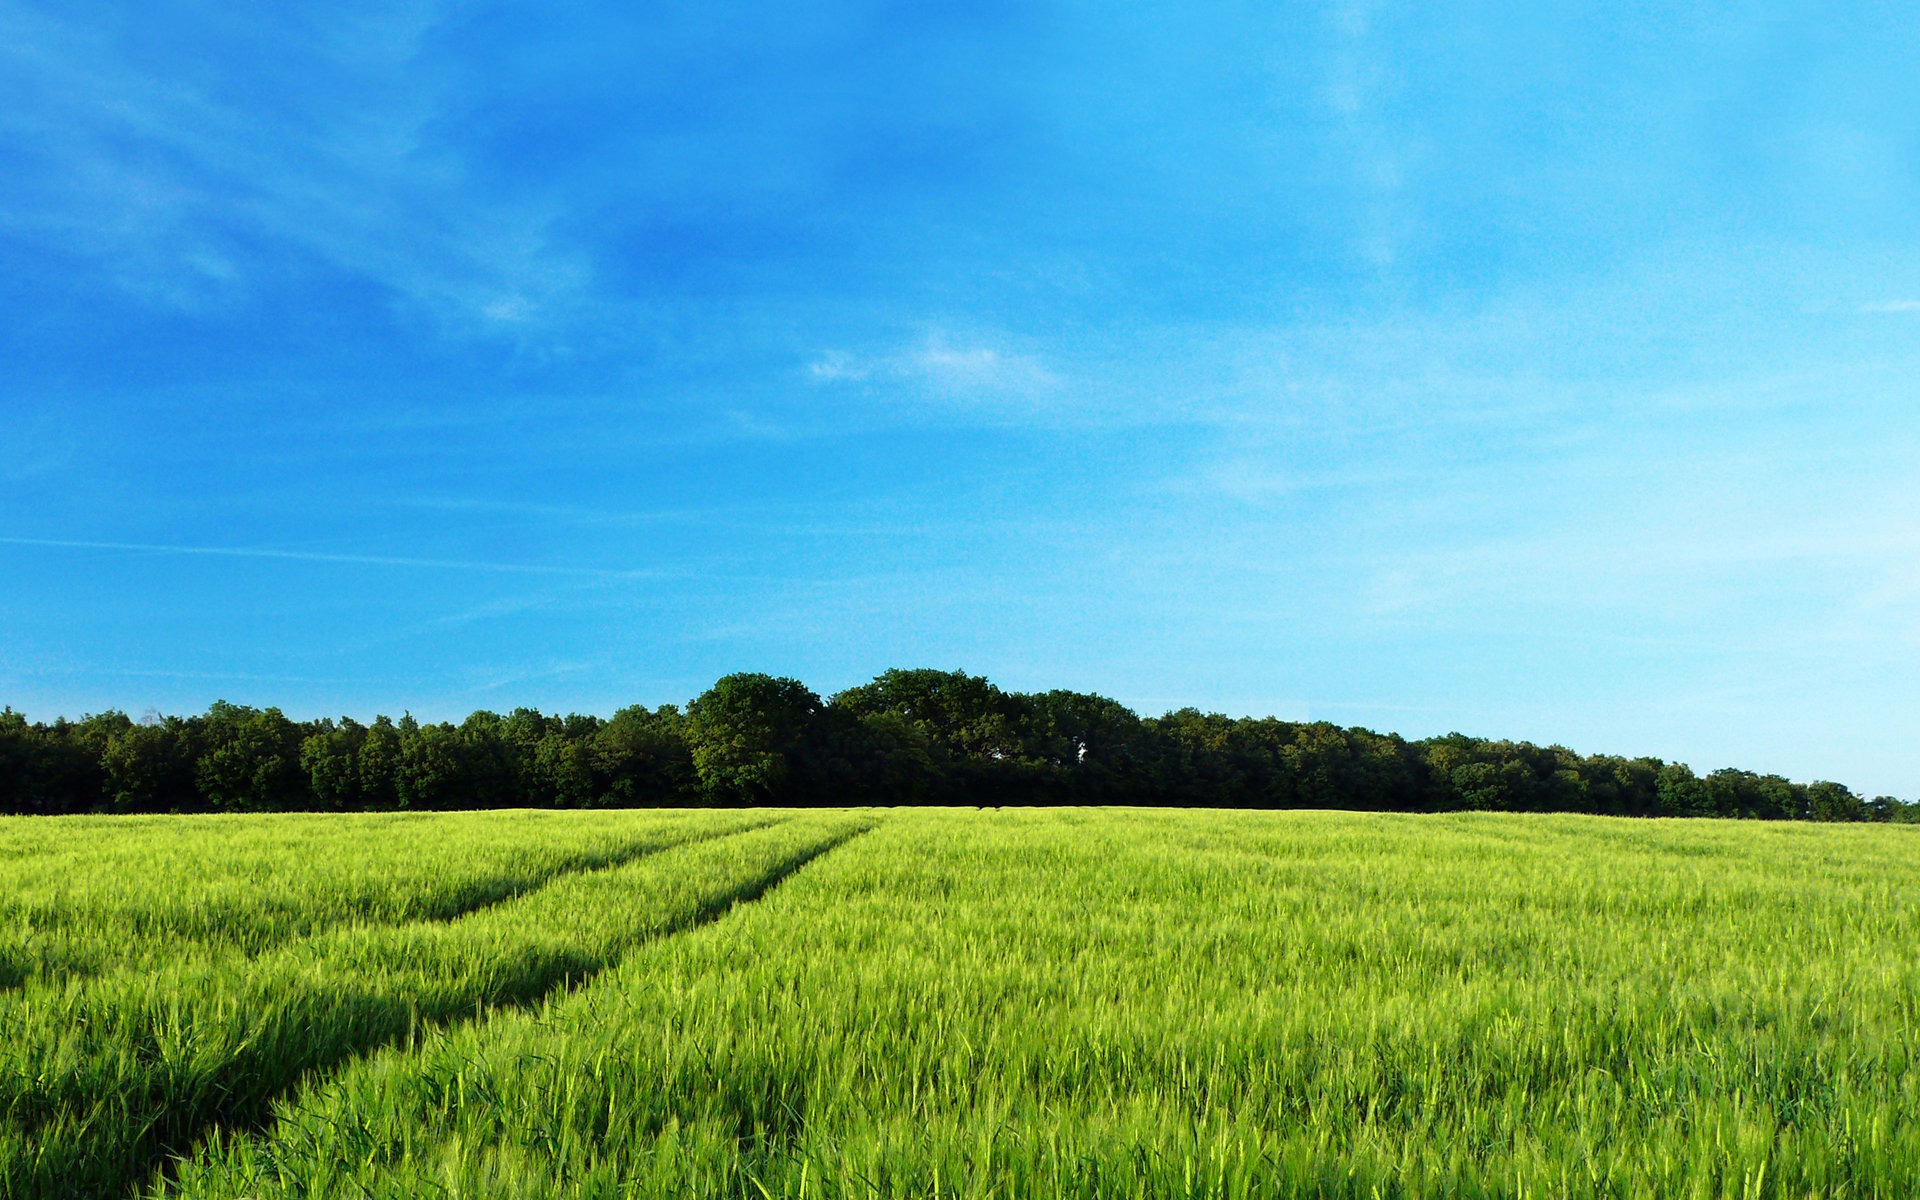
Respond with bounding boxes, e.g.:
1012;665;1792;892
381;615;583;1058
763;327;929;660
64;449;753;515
1;669;1911;820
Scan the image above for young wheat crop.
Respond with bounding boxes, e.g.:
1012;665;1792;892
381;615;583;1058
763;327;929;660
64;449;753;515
151;808;1920;1200
0;809;864;1199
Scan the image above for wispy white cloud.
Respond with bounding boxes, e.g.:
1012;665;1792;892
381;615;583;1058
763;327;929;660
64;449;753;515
1316;0;1416;275
912;340;1057;391
329;587;606;659
395;496;725;526
456;659;603;698
1858;299;1920;314
806;332;1058;399
0;1;589;333
0;536;677;580
806;350;873;383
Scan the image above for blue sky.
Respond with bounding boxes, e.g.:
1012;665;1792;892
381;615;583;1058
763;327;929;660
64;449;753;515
3;1;1918;795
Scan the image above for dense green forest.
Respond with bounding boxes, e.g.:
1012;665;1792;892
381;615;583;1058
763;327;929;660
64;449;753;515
1;669;1910;819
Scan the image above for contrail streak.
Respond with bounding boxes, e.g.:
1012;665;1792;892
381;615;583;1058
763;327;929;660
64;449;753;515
0;536;668;580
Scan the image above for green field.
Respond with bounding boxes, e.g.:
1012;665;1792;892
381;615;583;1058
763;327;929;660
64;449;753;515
3;810;1918;1198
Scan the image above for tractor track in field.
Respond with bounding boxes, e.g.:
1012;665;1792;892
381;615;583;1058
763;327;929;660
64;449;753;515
113;819;873;1200
616;820;872;961
0;816;786;995
351;814;793;934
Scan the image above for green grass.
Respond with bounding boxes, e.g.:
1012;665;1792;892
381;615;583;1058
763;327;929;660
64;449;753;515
4;808;1919;1198
0;809;774;980
0;809;866;1198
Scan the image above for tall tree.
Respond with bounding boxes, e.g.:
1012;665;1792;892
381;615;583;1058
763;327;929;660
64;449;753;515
685;674;824;803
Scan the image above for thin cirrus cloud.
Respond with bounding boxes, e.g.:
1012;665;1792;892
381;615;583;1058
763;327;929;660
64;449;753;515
807;334;1059;401
0;0;587;331
0;537;677;581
